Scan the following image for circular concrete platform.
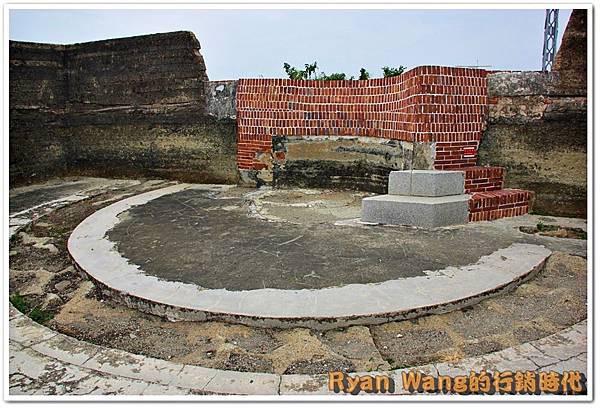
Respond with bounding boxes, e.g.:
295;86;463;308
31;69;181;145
68;184;552;329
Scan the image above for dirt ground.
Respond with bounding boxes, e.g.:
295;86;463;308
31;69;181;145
9;180;588;375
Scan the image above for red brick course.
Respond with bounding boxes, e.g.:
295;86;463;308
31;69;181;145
462;166;505;193
468;189;532;222
236;65;487;170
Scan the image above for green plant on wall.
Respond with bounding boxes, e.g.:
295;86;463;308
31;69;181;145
318;72;350;80
382;66;406;77
304;62;318;79
283;62;319;80
283;62;306;80
283;63;403;80
284;62;350;80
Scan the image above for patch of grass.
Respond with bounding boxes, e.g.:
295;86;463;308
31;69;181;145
536;222;558;232
10;293;28;314
28;307;54;324
9;292;54;324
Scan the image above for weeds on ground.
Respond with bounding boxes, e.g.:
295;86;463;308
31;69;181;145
10;292;54;324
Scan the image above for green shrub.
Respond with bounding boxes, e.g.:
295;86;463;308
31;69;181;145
317;72;348;80
382;66;406;77
283;62;318;80
536;222;558;232
283;62;405;81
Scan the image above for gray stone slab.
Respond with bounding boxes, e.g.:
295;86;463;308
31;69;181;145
529;331;587;361
72;375;152;396
30;333;102;366
9;345;91;391
202;369;280;395
141;382;193;395
388;170;465;197
9;314;57;347
542;356;586;374
511;343;560;367
362;194;470;228
81;347;184;385
170;364;221;390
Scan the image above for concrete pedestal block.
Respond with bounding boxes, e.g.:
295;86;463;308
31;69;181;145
388;170;465;197
362;194;470;228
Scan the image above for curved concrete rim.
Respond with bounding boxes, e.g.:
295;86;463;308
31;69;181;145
67;184;552;328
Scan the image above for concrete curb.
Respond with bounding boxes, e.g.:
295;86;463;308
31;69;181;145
67;184;552;329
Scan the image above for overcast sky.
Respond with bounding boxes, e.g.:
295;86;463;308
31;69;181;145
9;8;574;80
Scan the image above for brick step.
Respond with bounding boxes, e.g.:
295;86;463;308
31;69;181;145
462;166;505;193
469;189;533;222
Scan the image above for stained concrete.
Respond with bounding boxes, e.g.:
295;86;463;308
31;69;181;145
108;187;535;291
388;170;465;197
9;179;110;214
361;194;470;228
10;33;239;186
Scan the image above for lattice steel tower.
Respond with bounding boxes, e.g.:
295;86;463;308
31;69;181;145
542;9;560;71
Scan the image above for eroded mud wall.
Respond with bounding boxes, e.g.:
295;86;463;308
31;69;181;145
10;32;238;185
479;10;587;218
9;42;69;181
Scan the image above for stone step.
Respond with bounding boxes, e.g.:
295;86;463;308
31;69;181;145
463;166;505;193
468;189;533;222
362;194;470;228
388;170;465;197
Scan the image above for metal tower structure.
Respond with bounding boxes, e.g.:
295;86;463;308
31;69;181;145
542;9;560;71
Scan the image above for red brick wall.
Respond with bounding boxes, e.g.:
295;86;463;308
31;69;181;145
468;190;532;222
463;166;505;193
236;66;487;172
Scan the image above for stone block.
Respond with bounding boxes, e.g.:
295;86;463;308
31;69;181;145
361;194;470;228
388;170;465;197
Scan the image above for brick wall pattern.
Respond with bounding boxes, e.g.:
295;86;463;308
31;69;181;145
236;66;488;171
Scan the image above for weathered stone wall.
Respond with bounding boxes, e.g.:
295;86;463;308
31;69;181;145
554;9;587;92
478;10;588;218
10;32;238;185
206;80;237;120
479;71;586;217
270;136;435;192
9;42;69;181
